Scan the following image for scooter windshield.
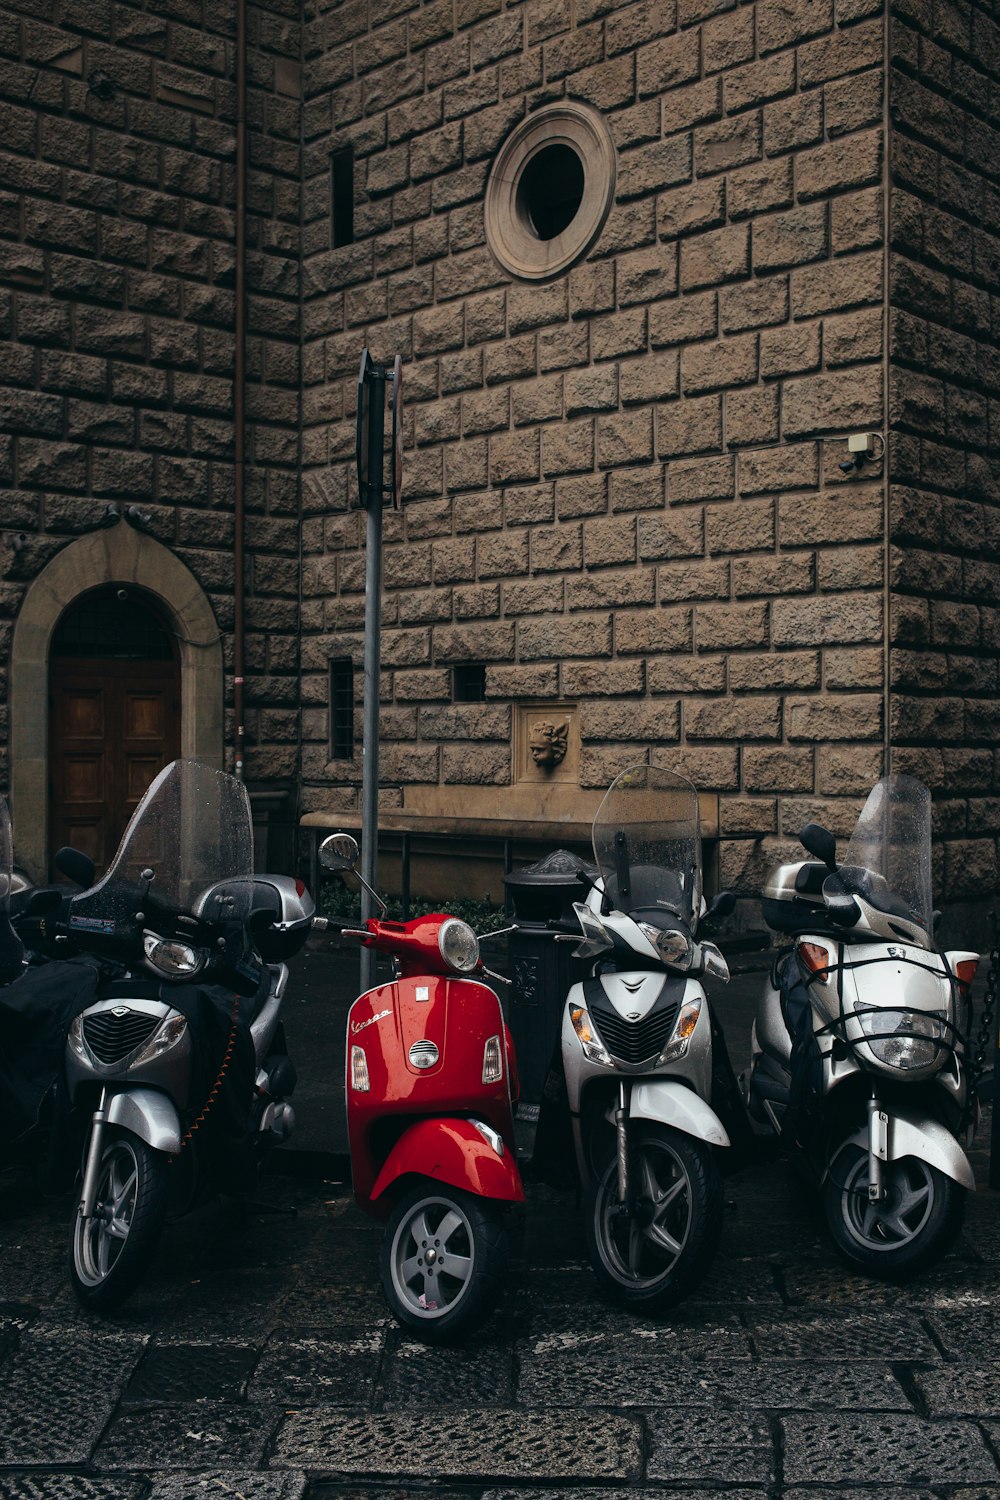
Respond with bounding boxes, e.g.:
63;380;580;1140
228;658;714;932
592;765;701;923
833;774;933;934
69;760;253;941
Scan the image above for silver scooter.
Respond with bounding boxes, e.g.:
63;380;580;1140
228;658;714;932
746;773;979;1277
560;765;736;1312
60;759;316;1310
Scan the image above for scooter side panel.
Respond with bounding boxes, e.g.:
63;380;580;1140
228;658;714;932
366;1116;525;1217
628;1079;731;1148
106;1088;182;1153
834;1111;975;1190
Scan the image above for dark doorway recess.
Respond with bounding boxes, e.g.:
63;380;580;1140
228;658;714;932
49;586;181;874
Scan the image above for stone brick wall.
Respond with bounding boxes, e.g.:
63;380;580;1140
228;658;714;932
889;0;1000;914
0;0;301;792
299;0;890;892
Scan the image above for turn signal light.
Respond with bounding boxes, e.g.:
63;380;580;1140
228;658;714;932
798;942;832;984
482;1034;503;1084
955;958;978;993
350;1045;370;1091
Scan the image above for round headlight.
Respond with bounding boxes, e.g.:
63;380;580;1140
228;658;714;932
143;931;203;978
438;918;479;973
858;1009;946;1071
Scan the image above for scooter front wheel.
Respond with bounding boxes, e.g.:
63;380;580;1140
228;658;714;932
69;1128;168;1312
381;1183;508;1344
586;1125;723;1313
823;1145;965;1279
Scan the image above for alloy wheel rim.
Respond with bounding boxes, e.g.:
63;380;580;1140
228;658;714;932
73;1140;139;1286
840;1150;935;1251
598;1140;693;1286
389;1195;476;1319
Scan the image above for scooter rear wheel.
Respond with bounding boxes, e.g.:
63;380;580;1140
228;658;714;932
381;1183;508;1344
823;1145;965;1279
69;1128;168;1312
586;1125;723;1312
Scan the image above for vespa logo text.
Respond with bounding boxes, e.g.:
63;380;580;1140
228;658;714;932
351;1008;392;1035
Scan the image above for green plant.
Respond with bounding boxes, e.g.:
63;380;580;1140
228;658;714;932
318;877;511;934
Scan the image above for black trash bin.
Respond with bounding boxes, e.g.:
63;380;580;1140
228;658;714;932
503;849;596;1163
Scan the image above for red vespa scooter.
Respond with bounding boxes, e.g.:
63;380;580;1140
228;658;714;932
320;834;524;1343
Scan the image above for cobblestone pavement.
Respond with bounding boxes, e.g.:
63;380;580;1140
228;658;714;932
1;1120;1000;1500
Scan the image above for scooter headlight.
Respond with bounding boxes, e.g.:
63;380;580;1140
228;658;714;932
569;1003;612;1066
637;924;692;970
132;1013;188;1066
657;996;702;1064
857;1009;948;1071
143;931;204;978
438;918;479;973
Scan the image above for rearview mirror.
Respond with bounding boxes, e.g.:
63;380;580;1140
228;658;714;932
54;846;96;890
319;833;360;874
799;822;837;872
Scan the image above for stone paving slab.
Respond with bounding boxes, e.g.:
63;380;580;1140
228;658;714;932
646;1408;775;1484
0;1325;147;1464
379;1326;514;1407
749;1308;938;1360
248;1326;382;1406
926;1306;1000;1359
271;1408;644;1480
0;1479;307;1500
780;1414;1000;1486
124;1341;259;1403
96;1403;282;1471
911;1363;1000;1417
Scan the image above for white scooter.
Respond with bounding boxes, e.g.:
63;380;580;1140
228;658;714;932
555;765;738;1312
746;773;979;1277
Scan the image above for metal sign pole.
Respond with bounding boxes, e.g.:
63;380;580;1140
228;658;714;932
359;361;386;994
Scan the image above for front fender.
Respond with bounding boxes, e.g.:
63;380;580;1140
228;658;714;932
834;1109;975;1191
626;1080;730;1149
369;1117;525;1210
106;1089;182;1154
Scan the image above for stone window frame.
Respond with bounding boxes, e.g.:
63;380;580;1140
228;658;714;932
484;100;617;282
10;525;223;879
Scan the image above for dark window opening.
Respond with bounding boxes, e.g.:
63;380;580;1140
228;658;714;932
516;143;585;241
329;658;355;759
453;663;486;703
52;585;175;661
331;147;354;249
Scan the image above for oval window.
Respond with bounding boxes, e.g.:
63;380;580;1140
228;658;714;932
485;102;617;282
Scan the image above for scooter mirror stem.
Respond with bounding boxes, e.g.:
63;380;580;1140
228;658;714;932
799;822;838;873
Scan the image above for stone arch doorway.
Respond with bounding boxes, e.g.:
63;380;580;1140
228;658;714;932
10;525;224;880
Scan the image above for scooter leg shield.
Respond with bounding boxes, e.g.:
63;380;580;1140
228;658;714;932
106;1089;183;1155
625;1080;731;1149
833;1110;975;1191
370;1117;525;1207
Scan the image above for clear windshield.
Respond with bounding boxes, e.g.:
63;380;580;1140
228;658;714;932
592;765;701;923
0;794;11;912
69;760;253;935
834;774;933;933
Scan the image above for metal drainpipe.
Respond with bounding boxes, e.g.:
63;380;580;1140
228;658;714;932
233;0;247;780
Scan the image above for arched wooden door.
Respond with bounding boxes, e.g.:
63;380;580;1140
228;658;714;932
48;586;181;874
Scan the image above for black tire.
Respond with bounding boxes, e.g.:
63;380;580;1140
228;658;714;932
586;1125;723;1313
69;1129;169;1312
380;1183;509;1344
823;1143;966;1280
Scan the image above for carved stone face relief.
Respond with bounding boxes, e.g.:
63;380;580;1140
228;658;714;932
528;718;569;769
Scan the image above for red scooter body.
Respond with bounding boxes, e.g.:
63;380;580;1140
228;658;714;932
343;912;523;1342
347;968;523;1216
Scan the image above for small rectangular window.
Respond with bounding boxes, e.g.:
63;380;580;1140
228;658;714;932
329;658;355;759
331;146;354;249
453;663;486;703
